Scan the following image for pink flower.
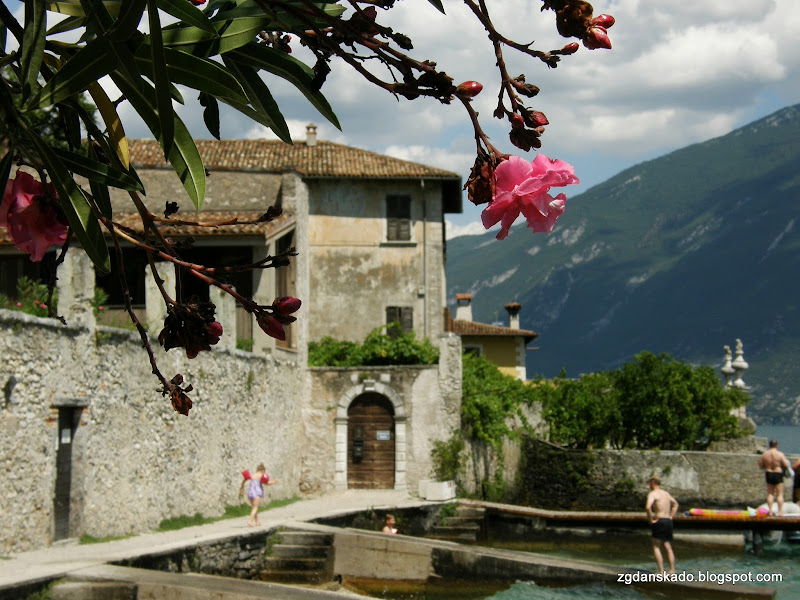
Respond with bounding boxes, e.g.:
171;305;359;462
481;155;579;240
189;0;206;5
1;171;68;262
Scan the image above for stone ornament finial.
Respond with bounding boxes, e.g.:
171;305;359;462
731;338;748;389
720;344;734;386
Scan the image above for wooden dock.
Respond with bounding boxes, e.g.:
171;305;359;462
460;499;800;532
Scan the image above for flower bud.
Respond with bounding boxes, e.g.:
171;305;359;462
257;314;286;341
591;14;615;28
560;42;580;55
273;296;302;315
456;81;483;98
526;111;549;127
583;25;611;50
510;114;525;129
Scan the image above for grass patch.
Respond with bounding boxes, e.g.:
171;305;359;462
157;496;302;532
79;533;136;545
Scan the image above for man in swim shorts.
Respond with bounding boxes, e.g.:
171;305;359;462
645;476;679;575
758;440;790;516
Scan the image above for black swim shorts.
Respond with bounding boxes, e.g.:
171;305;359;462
766;471;783;486
651;518;673;542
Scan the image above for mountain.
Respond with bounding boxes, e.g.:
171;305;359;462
446;104;800;425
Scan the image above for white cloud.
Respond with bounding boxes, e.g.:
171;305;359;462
13;0;800;231
445;219;490;240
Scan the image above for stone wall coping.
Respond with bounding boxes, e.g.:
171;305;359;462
308;365;436;372
0;308;82;333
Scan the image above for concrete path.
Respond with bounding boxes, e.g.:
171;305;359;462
0;489;428;592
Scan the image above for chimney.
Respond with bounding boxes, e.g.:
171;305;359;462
505;302;521;329
455;294;473;322
305;123;317;147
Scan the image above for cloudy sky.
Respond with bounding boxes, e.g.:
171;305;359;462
15;1;800;238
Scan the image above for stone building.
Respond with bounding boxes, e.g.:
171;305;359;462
444;293;538;381
0;130;463;553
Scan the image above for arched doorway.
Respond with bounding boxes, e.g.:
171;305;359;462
347;393;395;489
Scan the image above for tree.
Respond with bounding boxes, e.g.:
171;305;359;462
540;371;620;449
537;352;749;450
0;0;616;413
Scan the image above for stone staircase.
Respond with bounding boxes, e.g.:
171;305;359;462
260;530;334;584
426;505;486;543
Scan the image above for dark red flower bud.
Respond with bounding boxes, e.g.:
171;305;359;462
456;81;483;98
584;25;612;50
560;42;580;55
189;0;206;5
273;296;302;315
257;314;286;341
591;14;615;28
510;114;525;129
527;111;549;127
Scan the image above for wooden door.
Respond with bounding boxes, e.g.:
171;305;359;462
347;394;395;489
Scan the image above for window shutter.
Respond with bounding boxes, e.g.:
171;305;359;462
386;195;411;241
400;307;413;334
386;306;400;339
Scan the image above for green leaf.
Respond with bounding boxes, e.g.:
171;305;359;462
198;92;220;140
28;134;111;274
32;36;114;108
0;150;13;193
20;1;47;101
107;0;147;41
159;16;271;56
146;0;174;157
228;44;341;130
110;70;206;209
223;57;291;143
426;0;446;14
86;143;113;219
51;147;145;192
213;2;345;24
133;46;248;103
157;0;216;35
46;15;85;37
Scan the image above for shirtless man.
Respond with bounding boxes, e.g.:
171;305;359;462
645;476;679;575
758;440;790;516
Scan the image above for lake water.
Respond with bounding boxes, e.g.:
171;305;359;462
486;545;800;600
754;425;800;454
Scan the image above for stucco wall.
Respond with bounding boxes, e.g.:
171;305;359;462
0;310;306;554
306;179;447;343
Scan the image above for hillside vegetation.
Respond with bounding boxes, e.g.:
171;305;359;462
447;104;800;425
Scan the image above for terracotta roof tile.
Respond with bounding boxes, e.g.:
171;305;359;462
0;212;294;247
128;139;461;180
112;211;294;238
443;307;538;341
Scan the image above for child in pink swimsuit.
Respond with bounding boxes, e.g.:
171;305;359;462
239;463;278;526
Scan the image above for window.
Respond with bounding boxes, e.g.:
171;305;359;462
386;306;413;338
386;195;411;241
464;346;482;357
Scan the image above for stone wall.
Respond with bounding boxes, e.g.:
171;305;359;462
0;310;461;554
0;309;306;554
515;438;798;511
302;333;462;495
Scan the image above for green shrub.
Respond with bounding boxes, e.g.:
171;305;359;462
308;322;439;366
431;436;465;481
